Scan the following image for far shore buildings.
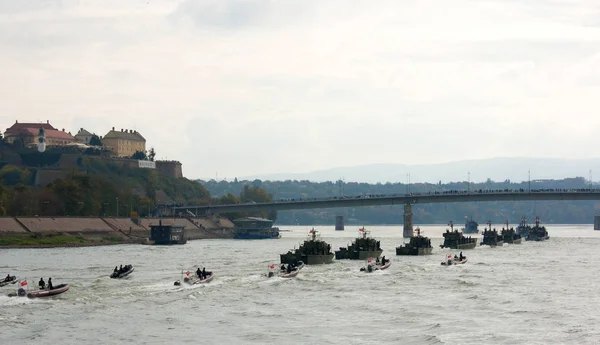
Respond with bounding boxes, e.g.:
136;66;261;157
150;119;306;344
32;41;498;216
74;128;94;145
3;120;76;146
103;127;146;157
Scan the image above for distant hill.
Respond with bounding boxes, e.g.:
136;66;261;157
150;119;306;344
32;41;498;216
233;157;600;183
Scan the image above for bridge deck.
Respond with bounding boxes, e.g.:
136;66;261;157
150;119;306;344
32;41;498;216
171;190;600;214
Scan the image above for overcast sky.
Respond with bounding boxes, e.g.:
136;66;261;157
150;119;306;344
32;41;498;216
1;0;599;180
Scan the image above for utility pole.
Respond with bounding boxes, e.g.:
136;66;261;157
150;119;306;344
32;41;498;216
116;197;119;217
590;169;593;189
528;170;531;193
468;172;470;193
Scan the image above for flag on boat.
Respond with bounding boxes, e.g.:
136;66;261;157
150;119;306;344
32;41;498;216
447;255;452;259
269;265;275;269
359;227;365;232
185;271;190;276
20;280;27;286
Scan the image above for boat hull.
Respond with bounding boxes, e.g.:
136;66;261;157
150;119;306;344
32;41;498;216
279;269;300;278
441;240;477;250
303;254;334;265
396;246;433;256
110;267;134;279
335;250;383;260
0;277;17;287
441;258;468;266
184;273;214;285
27;284;69;298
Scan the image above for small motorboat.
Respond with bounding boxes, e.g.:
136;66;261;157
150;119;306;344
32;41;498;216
183;272;214;285
0;276;17;287
279;268;300;278
110;266;134;279
376;261;392;270
441;257;468;266
296;261;305;270
26;284;70;298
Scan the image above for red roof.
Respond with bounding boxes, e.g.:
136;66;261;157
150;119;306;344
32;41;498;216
6;122;56;133
11;128;75;140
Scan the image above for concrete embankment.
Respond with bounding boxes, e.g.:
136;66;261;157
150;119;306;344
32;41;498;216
0;216;235;247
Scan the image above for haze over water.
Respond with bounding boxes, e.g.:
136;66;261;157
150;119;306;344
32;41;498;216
1;224;599;345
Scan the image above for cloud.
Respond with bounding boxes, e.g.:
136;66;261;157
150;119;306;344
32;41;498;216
1;0;600;180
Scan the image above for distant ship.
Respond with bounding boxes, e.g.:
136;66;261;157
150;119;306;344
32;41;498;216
526;217;549;241
280;229;334;265
232;217;280;239
462;216;479;234
440;221;477;250
149;220;187;245
335;227;382;260
480;221;504;247
396;228;433;256
501;221;522;244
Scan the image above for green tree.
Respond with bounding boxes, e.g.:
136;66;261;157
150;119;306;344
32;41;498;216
131;150;147;160
148;147;156;162
89;135;103;146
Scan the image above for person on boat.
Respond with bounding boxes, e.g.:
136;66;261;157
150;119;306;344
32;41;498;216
381;256;386;265
48;277;53;290
376;258;380;264
280;264;286;271
447;259;452;265
454;254;458;260
4;274;11;282
459;252;464;261
196;268;202;278
286;264;292;273
202;267;207;279
39;278;45;290
119;265;123;274
113;266;118;274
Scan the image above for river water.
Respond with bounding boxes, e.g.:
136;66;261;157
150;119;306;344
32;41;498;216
1;224;600;345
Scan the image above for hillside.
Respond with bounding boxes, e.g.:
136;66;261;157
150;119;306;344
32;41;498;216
0;158;209;217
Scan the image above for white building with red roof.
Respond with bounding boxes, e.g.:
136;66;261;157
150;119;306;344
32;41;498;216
4;120;77;147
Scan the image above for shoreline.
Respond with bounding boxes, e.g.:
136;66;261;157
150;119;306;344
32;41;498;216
0;240;145;249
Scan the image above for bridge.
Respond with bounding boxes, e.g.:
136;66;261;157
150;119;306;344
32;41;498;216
170;190;600;237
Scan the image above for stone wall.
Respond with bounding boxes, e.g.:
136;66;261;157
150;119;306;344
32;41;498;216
155;160;183;179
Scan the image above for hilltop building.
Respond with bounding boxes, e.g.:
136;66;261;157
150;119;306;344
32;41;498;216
4;120;76;147
103;127;146;157
74;128;94;145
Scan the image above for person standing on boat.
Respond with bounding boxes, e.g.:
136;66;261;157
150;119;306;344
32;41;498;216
113;266;118;274
202;267;207;279
48;277;53;290
196;268;202;278
280;264;286;271
459;252;464;261
38;278;45;290
4;274;11;282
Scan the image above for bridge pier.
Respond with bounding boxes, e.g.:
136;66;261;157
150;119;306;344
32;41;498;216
594;216;600;230
335;215;345;230
403;203;413;238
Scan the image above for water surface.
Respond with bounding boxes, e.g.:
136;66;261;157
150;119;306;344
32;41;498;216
1;224;599;345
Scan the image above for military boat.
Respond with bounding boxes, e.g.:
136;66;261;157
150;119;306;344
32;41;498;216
0;275;17;287
462;217;479;234
526;217;549;241
440;221;477;250
280;228;334;265
396;228;433;256
335;227;382;260
480;221;504;247
501;221;522;244
516;217;531;238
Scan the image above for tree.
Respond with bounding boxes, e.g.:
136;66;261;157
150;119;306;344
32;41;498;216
89;135;103;146
148;147;156;162
131;150;147;160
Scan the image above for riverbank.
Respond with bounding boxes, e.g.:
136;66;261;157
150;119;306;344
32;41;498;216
0;233;146;248
0;216;236;248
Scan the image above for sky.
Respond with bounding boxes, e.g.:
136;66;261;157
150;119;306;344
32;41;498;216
1;0;600;180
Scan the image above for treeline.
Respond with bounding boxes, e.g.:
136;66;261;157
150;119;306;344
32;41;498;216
199;177;600;224
0;159;211;217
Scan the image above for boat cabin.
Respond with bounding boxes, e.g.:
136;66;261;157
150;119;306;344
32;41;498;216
232;217;273;229
149;220;187;245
